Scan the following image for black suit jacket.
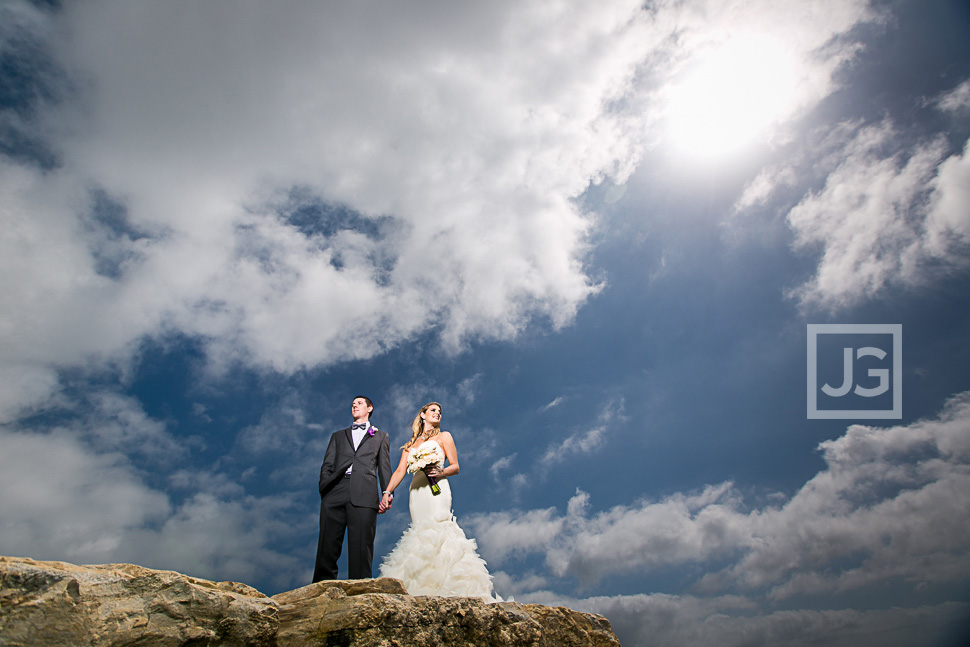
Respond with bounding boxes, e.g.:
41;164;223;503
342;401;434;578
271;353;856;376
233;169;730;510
318;425;391;509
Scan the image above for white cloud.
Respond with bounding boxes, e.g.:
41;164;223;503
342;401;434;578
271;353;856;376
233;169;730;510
122;490;308;592
645;0;875;158
491;569;551;598
729;76;970;311
4;0;648;415
925;137;970;255
471;391;970;599
937;78;970;113
0;426;172;563
0;425;310;591
733;165;798;212
540;396;566;412
0;0;900;606
778;114;970;309
0;159;147;421
547;483;747;585
465;506;565;563
0;0;879;420
524;591;969;647
69;390;187;460
0;394;311;592
456;374;484;406
0;365;59;425
537;397;626;471
489;454;517;483
45;0;643;356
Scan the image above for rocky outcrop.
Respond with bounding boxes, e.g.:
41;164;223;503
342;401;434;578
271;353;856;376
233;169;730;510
0;556;620;646
273;579;618;647
0;556;279;646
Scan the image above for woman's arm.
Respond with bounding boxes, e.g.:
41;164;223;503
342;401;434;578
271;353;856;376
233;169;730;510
379;448;410;512
428;431;459;478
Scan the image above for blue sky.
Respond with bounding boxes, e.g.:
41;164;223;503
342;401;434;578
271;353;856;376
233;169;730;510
2;1;970;645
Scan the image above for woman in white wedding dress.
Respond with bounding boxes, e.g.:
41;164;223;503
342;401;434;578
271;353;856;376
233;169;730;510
378;402;499;602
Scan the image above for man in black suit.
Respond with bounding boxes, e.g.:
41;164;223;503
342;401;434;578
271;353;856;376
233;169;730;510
313;395;392;581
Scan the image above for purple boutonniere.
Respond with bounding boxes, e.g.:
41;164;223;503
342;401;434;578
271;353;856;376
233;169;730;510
368;426;377;437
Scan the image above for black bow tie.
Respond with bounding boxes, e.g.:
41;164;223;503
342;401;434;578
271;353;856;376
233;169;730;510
352;423;367;430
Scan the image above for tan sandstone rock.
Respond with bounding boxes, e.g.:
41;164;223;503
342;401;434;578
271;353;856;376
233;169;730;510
0;556;278;646
272;579;619;647
0;556;620;646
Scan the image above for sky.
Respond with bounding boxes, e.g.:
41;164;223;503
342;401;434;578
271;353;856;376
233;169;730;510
1;1;969;645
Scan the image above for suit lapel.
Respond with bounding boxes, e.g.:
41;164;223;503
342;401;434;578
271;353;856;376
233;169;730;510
355;429;373;453
345;425;375;454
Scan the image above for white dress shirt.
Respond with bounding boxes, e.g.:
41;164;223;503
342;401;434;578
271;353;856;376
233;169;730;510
345;422;370;474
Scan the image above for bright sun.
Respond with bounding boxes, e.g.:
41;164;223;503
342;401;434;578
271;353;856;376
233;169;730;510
664;35;799;161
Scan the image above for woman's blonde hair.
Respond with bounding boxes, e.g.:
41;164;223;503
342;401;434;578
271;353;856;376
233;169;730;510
402;402;442;450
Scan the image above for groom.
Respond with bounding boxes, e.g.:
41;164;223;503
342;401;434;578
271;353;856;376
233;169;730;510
313;396;392;581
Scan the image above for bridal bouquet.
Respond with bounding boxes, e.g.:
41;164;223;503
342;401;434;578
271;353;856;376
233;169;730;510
407;444;443;495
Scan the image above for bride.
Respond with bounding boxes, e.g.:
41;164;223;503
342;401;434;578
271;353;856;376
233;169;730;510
378;402;499;601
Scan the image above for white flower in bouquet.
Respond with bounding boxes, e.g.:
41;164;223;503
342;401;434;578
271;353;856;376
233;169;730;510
407;443;443;494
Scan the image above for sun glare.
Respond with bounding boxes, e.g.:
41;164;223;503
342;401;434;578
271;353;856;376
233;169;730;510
665;35;799;161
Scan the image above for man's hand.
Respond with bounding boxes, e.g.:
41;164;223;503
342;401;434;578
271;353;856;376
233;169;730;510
379;491;393;513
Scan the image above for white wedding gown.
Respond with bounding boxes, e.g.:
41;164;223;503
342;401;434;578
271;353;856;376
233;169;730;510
379;441;499;602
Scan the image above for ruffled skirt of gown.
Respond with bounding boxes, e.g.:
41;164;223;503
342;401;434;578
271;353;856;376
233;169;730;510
379;470;498;602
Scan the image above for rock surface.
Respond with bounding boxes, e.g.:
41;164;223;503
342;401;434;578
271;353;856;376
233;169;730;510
1;556;620;646
0;556;278;646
